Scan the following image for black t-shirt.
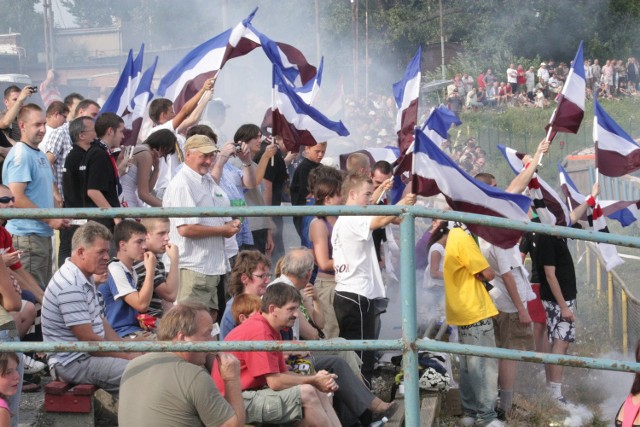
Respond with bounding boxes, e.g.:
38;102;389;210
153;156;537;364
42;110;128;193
290;158;319;207
535;233;577;302
61;145;88;209
519;230;539;283
83;142;120;229
254;142;288;206
0;131;12;184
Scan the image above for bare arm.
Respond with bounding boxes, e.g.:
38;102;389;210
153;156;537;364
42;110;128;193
70;322;140;359
301;284;325;329
569;183;600;224
265;370;338;393
9;182;67;229
135;151;163;207
211;143;235;184
255;144;277;185
476;267;495;282
429;251;443;279
0;263;21;312
235;143;256;189
0;87;32;129
177;220;240;239
11;267;44;303
217;353;246;427
176;89;213;135
263;179;273;206
505;139;549;193
122;253;157;312
309;220;333;272
170;79;215;130
370;193;417;230
500;271;531;325
152;243;179;302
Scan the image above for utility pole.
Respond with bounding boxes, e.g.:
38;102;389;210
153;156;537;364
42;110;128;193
315;0;321;64
439;0;446;80
351;0;359;98
365;0;369;103
43;0;55;69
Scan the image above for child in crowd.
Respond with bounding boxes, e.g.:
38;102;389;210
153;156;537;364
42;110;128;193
99;220;157;338
0;352;20;427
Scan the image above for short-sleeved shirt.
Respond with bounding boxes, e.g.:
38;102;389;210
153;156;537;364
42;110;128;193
535;234;577;302
519;230;540;283
42;259;105;366
479;240;532;314
163;165;228;275
119;353;234;427
214;312;287;394
2;142;54;236
99;260;142;337
41;122;71;197
133;258;167;318
332;215;385;299
218;161;253;246
61;144;88;208
443;227;498;326
0;226;22;271
255;143;288;206
83;141;120;229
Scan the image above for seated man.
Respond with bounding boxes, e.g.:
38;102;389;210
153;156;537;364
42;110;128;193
213;283;341;426
100;220;156;338
132;218;179;318
42;221;141;392
119;302;245;427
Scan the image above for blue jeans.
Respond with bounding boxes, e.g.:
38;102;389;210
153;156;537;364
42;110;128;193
458;318;498;426
0;329;22;427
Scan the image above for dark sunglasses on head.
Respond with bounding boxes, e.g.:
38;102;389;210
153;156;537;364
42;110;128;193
0;196;14;203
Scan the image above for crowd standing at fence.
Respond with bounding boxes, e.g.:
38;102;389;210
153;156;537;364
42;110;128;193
0;54;630;426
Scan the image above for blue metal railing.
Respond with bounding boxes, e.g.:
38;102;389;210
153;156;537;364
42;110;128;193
3;205;640;426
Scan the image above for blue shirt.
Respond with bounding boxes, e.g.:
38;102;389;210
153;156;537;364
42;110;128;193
98;273;142;338
218;162;253;247
2;142;54;236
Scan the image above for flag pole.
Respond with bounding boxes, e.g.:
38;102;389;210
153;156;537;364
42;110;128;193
538;126;554;167
410;127;417;194
271;66;276;168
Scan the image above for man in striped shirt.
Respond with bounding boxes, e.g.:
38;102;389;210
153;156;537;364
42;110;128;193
42;221;141;392
163;135;241;323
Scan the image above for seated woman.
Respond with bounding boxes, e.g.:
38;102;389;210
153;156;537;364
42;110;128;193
120;129;177;208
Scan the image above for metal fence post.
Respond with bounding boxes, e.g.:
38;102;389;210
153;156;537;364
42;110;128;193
585;243;590;285
400;212;419;426
609;272;614;340
622;291;629;355
596;256;602;295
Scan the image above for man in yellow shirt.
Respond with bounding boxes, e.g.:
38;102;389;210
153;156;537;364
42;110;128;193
444;225;502;427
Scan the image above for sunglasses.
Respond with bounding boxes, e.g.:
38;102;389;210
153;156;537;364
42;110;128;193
0;196;14;204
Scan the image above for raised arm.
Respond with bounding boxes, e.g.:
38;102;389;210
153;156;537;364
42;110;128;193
505;139;549;194
171;78;215;130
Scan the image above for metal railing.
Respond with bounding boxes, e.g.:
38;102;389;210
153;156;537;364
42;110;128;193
3;205;640;426
582;241;640;355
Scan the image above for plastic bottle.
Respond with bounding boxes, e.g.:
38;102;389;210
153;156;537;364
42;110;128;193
369;416;389;427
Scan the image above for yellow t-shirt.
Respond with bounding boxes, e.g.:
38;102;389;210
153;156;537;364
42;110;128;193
443;227;498;326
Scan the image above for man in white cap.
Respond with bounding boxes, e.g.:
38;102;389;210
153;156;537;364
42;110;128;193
162;135;241;322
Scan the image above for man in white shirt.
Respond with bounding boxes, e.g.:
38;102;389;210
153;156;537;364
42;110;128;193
332;173;415;385
162;135;240;322
506;64;518;95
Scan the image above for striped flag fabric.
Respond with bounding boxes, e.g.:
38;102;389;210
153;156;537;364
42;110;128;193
100;48;137;115
594;97;640;177
393;46;421;153
558;163;639;226
122;56;158;146
557;165;623;270
412;127;531;249
271;65;349;152
498;144;570;226
247;22;317;87
545;41;586;141
156;8;260;112
294;57;323;105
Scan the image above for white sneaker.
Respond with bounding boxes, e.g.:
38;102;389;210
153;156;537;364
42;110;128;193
485;420;506;427
23;355;45;375
459;416;475;426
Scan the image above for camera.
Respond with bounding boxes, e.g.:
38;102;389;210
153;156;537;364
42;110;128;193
235;143;242;153
28;86;38;93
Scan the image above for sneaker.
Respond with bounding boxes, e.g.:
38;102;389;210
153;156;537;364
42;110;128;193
485;420;506;427
459;416;475;426
23;355;46;374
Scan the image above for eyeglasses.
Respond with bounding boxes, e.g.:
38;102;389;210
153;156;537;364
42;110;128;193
0;196;14;203
80;129;96;133
252;273;272;280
